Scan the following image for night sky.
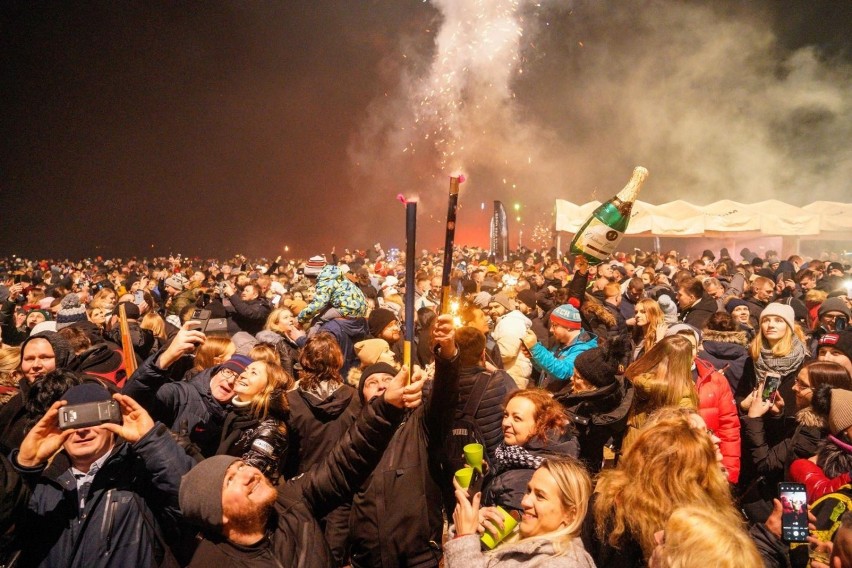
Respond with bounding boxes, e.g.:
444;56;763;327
2;1;850;259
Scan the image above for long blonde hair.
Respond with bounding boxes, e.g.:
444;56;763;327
246;361;290;422
625;335;699;408
594;409;739;559
657;506;762;568
632;298;665;355
140;312;167;340
749;317;807;359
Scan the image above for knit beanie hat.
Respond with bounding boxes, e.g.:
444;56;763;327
516;290;538;311
304;255;327;278
164;274;188;292
20;331;76;370
220;354;252;375
760;302;795;331
724;297;749;314
368;308;398;338
665;323;702;345
828;389;852;436
56;293;87;330
491;292;513;312
117;301;140;321
550;304;581;330
818;331;852;363
573;348;617;388
358;362;398;402
62;382;113;405
180;455;239;532
355;338;393;367
818;297;851;320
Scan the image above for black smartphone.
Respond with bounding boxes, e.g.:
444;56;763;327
837;316;848;332
762;373;781;403
779;482;809;542
58;400;122;430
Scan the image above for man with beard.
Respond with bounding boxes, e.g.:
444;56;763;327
179;320;443;568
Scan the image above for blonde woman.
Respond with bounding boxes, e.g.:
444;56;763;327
216;360;290;480
0;346;21;406
588;409;741;567
630;298;667;362
649;506;762;568
447;457;594;567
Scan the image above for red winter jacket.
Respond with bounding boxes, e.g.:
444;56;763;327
695;358;741;483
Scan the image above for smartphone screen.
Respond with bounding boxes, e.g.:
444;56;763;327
762;373;781;403
779;482;808;542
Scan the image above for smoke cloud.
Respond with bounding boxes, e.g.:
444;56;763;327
347;0;852;248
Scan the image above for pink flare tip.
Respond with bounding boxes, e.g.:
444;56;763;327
396;194;408;205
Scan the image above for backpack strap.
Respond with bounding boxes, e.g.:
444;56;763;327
462;372;491;419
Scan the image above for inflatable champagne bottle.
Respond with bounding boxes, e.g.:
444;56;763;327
569;166;648;265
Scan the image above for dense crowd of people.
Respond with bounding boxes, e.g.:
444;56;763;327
1;243;851;567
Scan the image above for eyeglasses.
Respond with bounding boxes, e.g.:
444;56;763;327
794;380;812;391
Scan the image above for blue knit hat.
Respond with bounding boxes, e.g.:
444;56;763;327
220;354;252;375
550;303;582;330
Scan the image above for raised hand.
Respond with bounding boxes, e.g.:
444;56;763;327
17;400;75;468
383;366;410;409
101;394;155;444
158;321;206;369
431;314;457;358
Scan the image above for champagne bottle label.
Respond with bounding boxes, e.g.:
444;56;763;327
573;218;624;261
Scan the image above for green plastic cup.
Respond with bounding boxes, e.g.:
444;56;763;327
454;467;474;489
464;443;484;472
480;506;518;549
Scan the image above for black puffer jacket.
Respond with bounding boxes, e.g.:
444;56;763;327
12;424;193;568
225;294;272;335
216;392;289;480
121;352;230;457
348;352;460;568
187;395;406;568
456;365;517;459
558;377;634;474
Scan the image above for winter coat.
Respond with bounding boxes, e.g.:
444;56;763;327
216;397;289;480
558;377;634;474
580;301;621;344
187;395;406;568
492;311;533;388
743;406;824;500
283;383;361;477
121;352;229;457
694;358;742;483
0;378;34;455
790;434;852;502
444;534;595;568
226;294;272;335
530;332;598;393
457;365;518;459
679;294;718;331
348;351;461;568
255;330;301;380
107;321;155;361
483;434;580;513
297;265;368;324
698;329;754;395
75;341;128;388
12;423;193;568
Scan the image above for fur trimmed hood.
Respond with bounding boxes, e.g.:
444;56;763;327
581;297;616;327
702;329;748;346
797;406;827;429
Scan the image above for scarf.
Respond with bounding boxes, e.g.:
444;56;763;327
754;336;806;380
494;443;545;474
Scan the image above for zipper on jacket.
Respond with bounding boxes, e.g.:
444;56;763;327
100;489;116;554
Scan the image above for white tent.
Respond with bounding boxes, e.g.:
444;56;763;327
554;199;852;255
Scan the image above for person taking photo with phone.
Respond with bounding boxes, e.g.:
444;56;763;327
9;385;194;567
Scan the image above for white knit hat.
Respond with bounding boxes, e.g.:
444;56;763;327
760;302;795;331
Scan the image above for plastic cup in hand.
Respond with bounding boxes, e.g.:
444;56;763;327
454;467;474;489
464;443;484;472
480;506;519;550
